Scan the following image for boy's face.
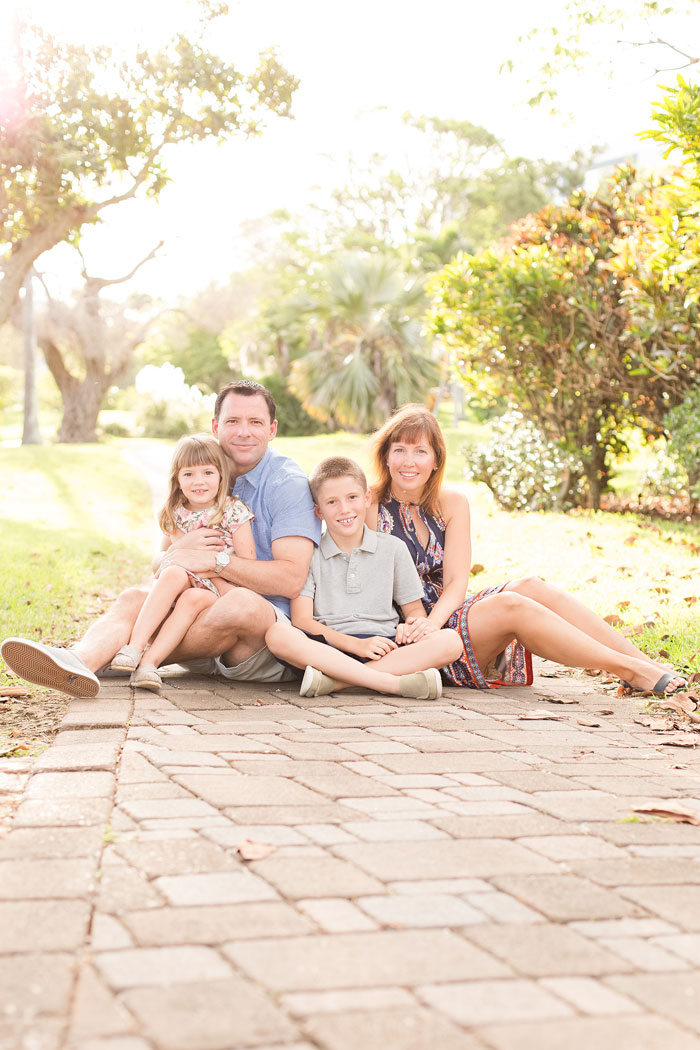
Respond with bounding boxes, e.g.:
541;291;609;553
314;475;370;540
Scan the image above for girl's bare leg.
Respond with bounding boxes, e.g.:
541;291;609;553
506;576;666;664
469;591;685;692
266;624;462;695
128;566;192;652
145;588;218;669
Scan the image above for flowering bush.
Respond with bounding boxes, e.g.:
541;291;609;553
464;409;583;511
135;364;215;439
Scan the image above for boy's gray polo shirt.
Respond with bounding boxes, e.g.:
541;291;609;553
300;525;424;637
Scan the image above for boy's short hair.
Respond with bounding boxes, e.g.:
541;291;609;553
309;457;368;503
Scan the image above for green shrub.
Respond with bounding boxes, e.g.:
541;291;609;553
464;409;583;511
137;400;212;440
665;389;700;503
261;372;322;436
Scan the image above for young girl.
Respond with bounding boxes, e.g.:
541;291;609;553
111;434;255;692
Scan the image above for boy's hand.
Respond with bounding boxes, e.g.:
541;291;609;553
396;617;439;644
353;636;398;660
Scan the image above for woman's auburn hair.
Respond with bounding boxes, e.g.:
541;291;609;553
159;434;231;535
370;404;447;518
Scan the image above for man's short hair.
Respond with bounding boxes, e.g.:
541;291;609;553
214;381;276;423
309;456;368;503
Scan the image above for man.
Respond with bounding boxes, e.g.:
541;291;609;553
1;381;321;696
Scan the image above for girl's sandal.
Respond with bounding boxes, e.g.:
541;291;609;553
130;663;162;693
110;645;143;672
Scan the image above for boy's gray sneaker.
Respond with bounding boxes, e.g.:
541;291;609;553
0;638;99;698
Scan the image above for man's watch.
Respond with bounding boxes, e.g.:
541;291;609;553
214;551;230;575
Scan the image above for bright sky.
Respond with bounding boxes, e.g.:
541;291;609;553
5;0;688;300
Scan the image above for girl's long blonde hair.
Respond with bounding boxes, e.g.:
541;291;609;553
370;404;447;519
159;434;231;535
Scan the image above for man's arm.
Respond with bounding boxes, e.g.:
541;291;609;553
159;535;314;599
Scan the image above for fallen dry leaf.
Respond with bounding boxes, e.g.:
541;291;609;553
546;696;579;705
659;737;697;748
237;841;278;861
518;710;563;721
634;716;674;731
652;696;697;715
603;614;623;627
632;801;700;825
582;667;603;677
470;563;485;575
595;708;614;715
683;596;698;606
621;624;644;637
577;717;601;727
616;600;630;610
0;687;30;698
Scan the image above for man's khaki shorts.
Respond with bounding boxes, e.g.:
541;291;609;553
183;605;298;684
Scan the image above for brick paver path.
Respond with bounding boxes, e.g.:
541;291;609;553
5;662;700;1050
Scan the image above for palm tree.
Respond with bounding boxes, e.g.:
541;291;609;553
289;253;440;430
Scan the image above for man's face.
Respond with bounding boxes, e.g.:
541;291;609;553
212;392;277;474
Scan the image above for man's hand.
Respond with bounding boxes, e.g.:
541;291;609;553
171;528;226;552
157;547;217;578
395;617;439;645
352;636;398;660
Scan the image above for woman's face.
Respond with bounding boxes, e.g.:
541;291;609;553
386;432;437;498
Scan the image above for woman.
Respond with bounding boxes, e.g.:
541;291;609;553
367;404;686;695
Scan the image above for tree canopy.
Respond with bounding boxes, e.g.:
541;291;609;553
0;10;298;324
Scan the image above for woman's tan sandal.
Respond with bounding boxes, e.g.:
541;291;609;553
130;663;162;693
110;645;143;672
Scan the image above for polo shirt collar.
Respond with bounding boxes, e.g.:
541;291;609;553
320;524;377;559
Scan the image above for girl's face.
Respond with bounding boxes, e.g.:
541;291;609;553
178;462;221;509
386;433;437;499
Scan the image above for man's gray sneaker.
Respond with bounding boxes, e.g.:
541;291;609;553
0;638;99;698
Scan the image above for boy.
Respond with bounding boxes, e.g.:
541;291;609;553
265;456;463;699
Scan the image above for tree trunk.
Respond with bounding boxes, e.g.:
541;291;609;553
21;272;42;445
56;377;107;442
583;440;609;511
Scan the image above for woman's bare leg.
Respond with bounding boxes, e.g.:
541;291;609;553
145;589;218;669
469;591;685;692
506;576;664;663
128;566;192;653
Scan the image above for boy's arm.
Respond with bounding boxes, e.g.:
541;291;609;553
290;596;396;659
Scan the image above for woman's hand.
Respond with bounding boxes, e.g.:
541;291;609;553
353;636;399;660
396;616;440;645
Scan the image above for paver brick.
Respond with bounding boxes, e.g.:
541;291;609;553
94;946;233;989
0;952;76;1013
607;970;700;1033
614;885;700;930
597;936;689;971
0;825;103;858
172;773;330;807
68;964;135;1042
249;854;384;898
517;835;627;860
113;837;239;876
303;1007;484;1050
572;857;700;885
491;873;643;921
540;976;643;1015
297;897;378;932
33;743;120;772
478;1014;700;1050
653;933;700;964
341;820;448;841
0;857;96;899
333;838;559;880
121;978;297;1049
123;902;312;946
25;771;115;799
282;986;414;1015
0;899;90;952
226;930;510;990
155;870;280;905
463;923;635;977
419;978;572;1024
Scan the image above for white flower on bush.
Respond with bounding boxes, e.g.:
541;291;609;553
464;409;583;511
135;364;215;411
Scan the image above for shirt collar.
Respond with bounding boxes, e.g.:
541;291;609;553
235;447;272;491
320;524;377;559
